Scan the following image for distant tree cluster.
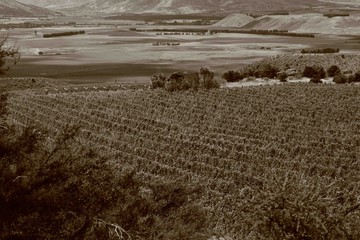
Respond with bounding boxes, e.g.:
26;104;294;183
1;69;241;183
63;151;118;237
333;72;360;84
151;67;220;91
222;64;280;82
43;31;85;38
212;29;315;38
268;12;290;15
302;65;360;84
0;22;55;29
301;48;340;54
324;13;350;18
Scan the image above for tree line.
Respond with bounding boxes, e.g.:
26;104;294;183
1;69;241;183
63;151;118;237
43;31;85;38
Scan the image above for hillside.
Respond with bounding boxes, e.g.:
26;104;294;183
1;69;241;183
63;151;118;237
241;53;360;76
216;13;360;34
0;0;55;17
17;0;324;14
214;13;254;27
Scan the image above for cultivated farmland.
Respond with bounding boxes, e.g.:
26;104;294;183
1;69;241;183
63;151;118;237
6;84;360;239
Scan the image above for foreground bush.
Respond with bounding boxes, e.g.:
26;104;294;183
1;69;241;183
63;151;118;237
0;36;20;75
237;172;360;239
0;95;210;239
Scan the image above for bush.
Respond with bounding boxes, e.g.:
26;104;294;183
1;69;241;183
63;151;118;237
303;66;326;79
0;96;210;239
303;66;318;78
200;67;219;89
237;173;360;239
254;64;279;78
151;73;167;89
153;68;219;92
333;74;348;84
222;70;244;82
0;36;20;75
327;65;341;77
310;76;322;83
347;72;360;83
164;72;201;92
278;72;288;82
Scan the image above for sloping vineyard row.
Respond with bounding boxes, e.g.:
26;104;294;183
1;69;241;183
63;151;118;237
8;85;360;181
7;84;360;235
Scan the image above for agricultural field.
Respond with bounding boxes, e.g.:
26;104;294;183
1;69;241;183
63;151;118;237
2;12;360;239
6;25;360;84
6;83;360;238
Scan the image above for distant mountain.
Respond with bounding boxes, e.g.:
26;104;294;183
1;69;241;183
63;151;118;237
0;0;56;17
17;0;329;15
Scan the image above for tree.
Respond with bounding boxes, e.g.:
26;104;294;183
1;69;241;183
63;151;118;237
222;70;244;82
347;72;360;83
257;64;279;78
333;73;348;84
310;76;322;84
278;72;288;82
200;67;215;83
327;65;341;78
303;66;318;78
151;73;166;89
0;36;20;75
200;67;219;90
303;66;325;79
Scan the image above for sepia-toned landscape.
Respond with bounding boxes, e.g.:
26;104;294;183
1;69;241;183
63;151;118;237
0;0;360;239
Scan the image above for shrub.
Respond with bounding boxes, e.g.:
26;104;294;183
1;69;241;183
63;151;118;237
310;76;322;83
153;68;219;92
0;36;20;75
303;66;318;78
0;96;210;239
237;173;360;239
333;74;348;84
327;65;341;77
347;72;360;83
164;72;201;92
151;73;167;89
278;72;288;82
303;66;326;79
222;70;244;82
255;64;279;78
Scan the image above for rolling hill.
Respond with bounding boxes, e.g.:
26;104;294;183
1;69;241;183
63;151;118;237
215;13;360;34
17;0;325;14
0;0;55;17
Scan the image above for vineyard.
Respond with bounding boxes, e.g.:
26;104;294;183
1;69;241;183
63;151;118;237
6;84;360;239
